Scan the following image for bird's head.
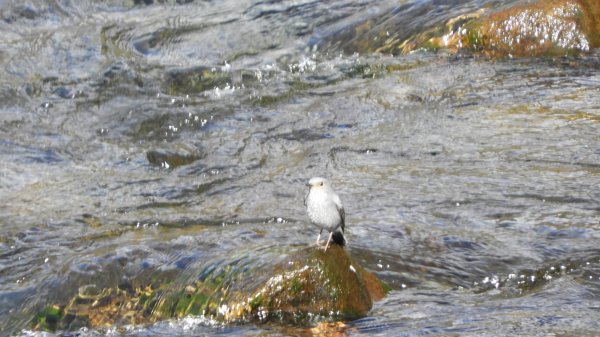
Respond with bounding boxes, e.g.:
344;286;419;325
307;177;328;190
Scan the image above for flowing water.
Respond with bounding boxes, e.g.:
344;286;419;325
1;0;599;336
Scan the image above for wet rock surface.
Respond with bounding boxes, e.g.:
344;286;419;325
429;0;597;57
346;0;600;57
240;245;385;323
32;244;387;331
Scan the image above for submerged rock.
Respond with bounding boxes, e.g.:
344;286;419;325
32;284;155;331
146;148;204;169
32;245;387;331
163;66;232;95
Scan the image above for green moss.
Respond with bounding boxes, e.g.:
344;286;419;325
251;93;290;106
189;293;210;315
173;292;210;316
290;277;303;294
289;80;322;90
420;40;442;52
461;24;487;52
380;279;393;294
249;294;263;311
385;63;418;72
32;305;64;331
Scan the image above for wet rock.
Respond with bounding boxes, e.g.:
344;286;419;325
236;245;386;323
157;245;387;324
398;0;600;57
32;285;154;331
146;148;204;169
32;245;387;331
163;66;233;95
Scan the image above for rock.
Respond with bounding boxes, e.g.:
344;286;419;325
237;245;386;323
32;245;388;331
167;244;387;324
579;0;600;48
146;147;204;169
163;66;233;95
400;0;600;57
31;284;157;331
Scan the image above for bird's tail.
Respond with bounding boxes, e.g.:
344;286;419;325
331;230;346;246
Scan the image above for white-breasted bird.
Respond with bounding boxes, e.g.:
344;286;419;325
304;177;346;251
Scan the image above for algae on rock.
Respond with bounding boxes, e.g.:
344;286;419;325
240;245;386;323
33;245;387;331
394;0;600;57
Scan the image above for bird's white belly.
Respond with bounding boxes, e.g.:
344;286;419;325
306;195;341;231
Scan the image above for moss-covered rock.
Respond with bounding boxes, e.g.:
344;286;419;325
32;284;155;331
159;245;387;324
239;245;386;323
33;245;387;331
399;0;600;57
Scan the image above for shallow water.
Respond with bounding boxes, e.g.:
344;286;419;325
1;0;599;336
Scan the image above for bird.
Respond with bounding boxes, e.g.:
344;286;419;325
304;177;346;251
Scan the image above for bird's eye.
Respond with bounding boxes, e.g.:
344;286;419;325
319;182;323;186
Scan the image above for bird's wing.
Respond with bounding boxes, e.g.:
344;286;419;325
337;206;345;232
331;193;345;232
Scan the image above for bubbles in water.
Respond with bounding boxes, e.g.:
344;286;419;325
135;222;160;229
265;217;288;224
206;83;240;99
288;55;316;73
255;69;263;82
482;275;500;289
222;61;231;72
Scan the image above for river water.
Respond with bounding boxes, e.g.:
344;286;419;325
1;0;599;336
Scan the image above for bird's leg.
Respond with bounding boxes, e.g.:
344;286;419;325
316;228;323;246
323;231;334;252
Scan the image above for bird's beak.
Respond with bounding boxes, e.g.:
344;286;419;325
305;183;311;187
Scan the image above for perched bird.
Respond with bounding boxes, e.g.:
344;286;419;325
304;177;346;251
